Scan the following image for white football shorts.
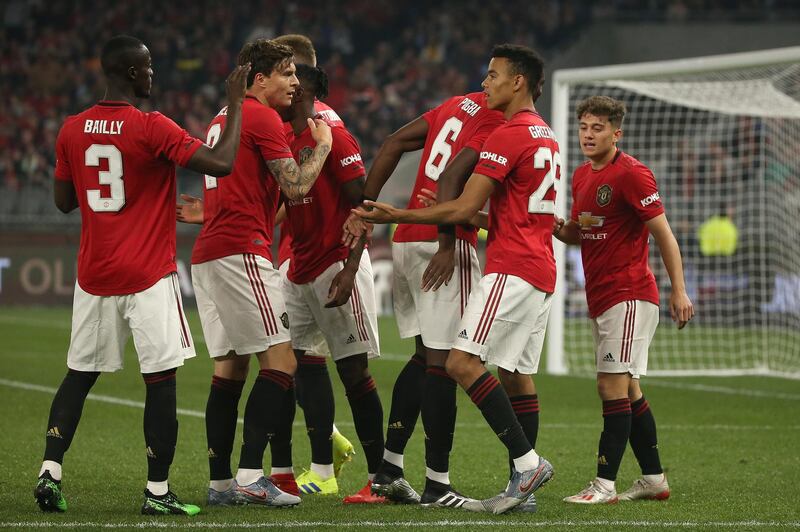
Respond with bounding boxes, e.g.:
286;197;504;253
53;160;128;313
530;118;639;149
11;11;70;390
67;273;195;373
192;253;291;358
592;299;659;378
279;259;330;358
283;253;379;361
392;239;480;350
452;273;552;375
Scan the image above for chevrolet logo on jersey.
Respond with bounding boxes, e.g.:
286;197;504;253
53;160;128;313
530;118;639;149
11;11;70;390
578;212;605;230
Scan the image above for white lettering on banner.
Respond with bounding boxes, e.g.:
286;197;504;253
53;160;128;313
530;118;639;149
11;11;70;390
83;120;124;135
528;125;556;140
480;151;508;166
459;97;480;117
0;257;9;292
317;109;341;122
340;154;362;167
18;259;75;296
640;192;660;207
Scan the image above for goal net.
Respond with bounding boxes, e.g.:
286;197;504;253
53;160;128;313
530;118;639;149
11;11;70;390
548;47;800;379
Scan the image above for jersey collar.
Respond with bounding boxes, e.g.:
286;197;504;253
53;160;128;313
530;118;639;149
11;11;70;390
97;100;133;107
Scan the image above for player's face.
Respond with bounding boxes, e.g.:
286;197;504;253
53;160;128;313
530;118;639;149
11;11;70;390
264;60;299;110
482;57;516;111
132;47;153;98
578;113;622;160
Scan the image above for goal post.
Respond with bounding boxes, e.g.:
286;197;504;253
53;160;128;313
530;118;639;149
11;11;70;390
548;47;800;379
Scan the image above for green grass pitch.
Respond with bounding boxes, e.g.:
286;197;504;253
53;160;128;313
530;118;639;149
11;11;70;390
0;307;798;531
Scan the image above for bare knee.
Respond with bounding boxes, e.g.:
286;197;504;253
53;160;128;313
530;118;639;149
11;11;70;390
498;368;536;396
260;342;298;376
214;351;250;381
596;372;630;401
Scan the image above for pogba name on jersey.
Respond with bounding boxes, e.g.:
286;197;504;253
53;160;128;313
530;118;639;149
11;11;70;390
83;119;124;135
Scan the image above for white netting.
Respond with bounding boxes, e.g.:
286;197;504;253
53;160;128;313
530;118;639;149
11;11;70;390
558;54;800;378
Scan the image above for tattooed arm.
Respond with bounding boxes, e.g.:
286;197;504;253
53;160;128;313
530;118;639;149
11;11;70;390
266;118;332;200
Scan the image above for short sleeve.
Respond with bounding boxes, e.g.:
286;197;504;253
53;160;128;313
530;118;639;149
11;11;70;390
147;112;203;167
570;175;580;222
421;101;443;127
463;111;505;154
473;125;517;183
622;163;665;221
54;125;72;182
252;106;293;162
328;127;365;183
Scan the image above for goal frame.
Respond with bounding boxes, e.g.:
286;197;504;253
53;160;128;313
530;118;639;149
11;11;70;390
547;46;800;377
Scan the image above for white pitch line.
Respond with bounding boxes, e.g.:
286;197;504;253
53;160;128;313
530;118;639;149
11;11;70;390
1;377;798;432
0;520;798;529
647;380;800;401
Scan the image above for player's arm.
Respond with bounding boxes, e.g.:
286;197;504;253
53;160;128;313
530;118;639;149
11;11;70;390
54;180;78;213
341;117;429;248
645;213;694;328
356;173;495;226
553;219;580;245
421;147;480;290
417;187;489;229
265;119;332;201
327;177;368;307
176;194;204;224
363;116;428;200
184;64;250;177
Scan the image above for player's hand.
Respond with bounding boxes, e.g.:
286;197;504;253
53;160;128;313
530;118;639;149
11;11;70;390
417;188;438;208
325;267;356;308
308;118;333;147
353;200;400;224
176;194;204;224
422;244;455;292
552;215;565;236
225;63;251;106
670;289;694;329
341;212;373;249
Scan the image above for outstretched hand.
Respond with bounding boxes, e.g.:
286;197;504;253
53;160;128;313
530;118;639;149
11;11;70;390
352;200;400;224
417;188;438;208
341;212;373;249
176;194;204;224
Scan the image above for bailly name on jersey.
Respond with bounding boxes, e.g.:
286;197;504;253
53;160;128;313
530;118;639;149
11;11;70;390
83;119;124;135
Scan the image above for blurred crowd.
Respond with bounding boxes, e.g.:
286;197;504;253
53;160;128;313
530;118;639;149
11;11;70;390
2;0;799;219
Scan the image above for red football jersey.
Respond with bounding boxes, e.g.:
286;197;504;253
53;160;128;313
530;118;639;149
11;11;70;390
192;96;292;265
474;110;560;293
278;100;344;266
54;101;203;296
570;150;665;317
392;92;505;246
285;123;365;284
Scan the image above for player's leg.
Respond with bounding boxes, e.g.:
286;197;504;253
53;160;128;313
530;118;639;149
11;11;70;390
128;273;200;515
307;255;384;503
418;239;480;507
35;282;126;512
191;261;247;505
283;275;339;495
497;370;539;474
378;242;433;470
205;353;248;504
618;303;669;501
451;275;553;514
565;300;656;505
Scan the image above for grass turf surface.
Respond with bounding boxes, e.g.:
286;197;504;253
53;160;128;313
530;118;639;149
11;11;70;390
0;307;798;531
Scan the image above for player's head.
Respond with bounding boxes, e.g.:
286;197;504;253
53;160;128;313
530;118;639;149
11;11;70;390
576;95;626;160
273;34;317;67
101;35;152;98
237;39;298;108
286;64;329;121
482;44;545;110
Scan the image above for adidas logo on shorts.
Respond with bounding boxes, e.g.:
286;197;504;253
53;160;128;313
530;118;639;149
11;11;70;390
603;353;615;362
345;334;357;344
458;329;469;339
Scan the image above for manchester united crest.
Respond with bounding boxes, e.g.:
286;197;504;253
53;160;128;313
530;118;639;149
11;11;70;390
596;184;612;207
280;312;290;329
298;146;314;164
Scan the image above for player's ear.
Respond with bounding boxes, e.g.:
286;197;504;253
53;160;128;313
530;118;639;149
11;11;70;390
614;128;623;143
127;66;137;81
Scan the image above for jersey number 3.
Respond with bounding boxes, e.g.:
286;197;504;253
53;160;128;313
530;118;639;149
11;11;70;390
85;144;124;212
528;146;562;215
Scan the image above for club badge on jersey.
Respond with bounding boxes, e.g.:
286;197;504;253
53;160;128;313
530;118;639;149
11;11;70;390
596;184;612;207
